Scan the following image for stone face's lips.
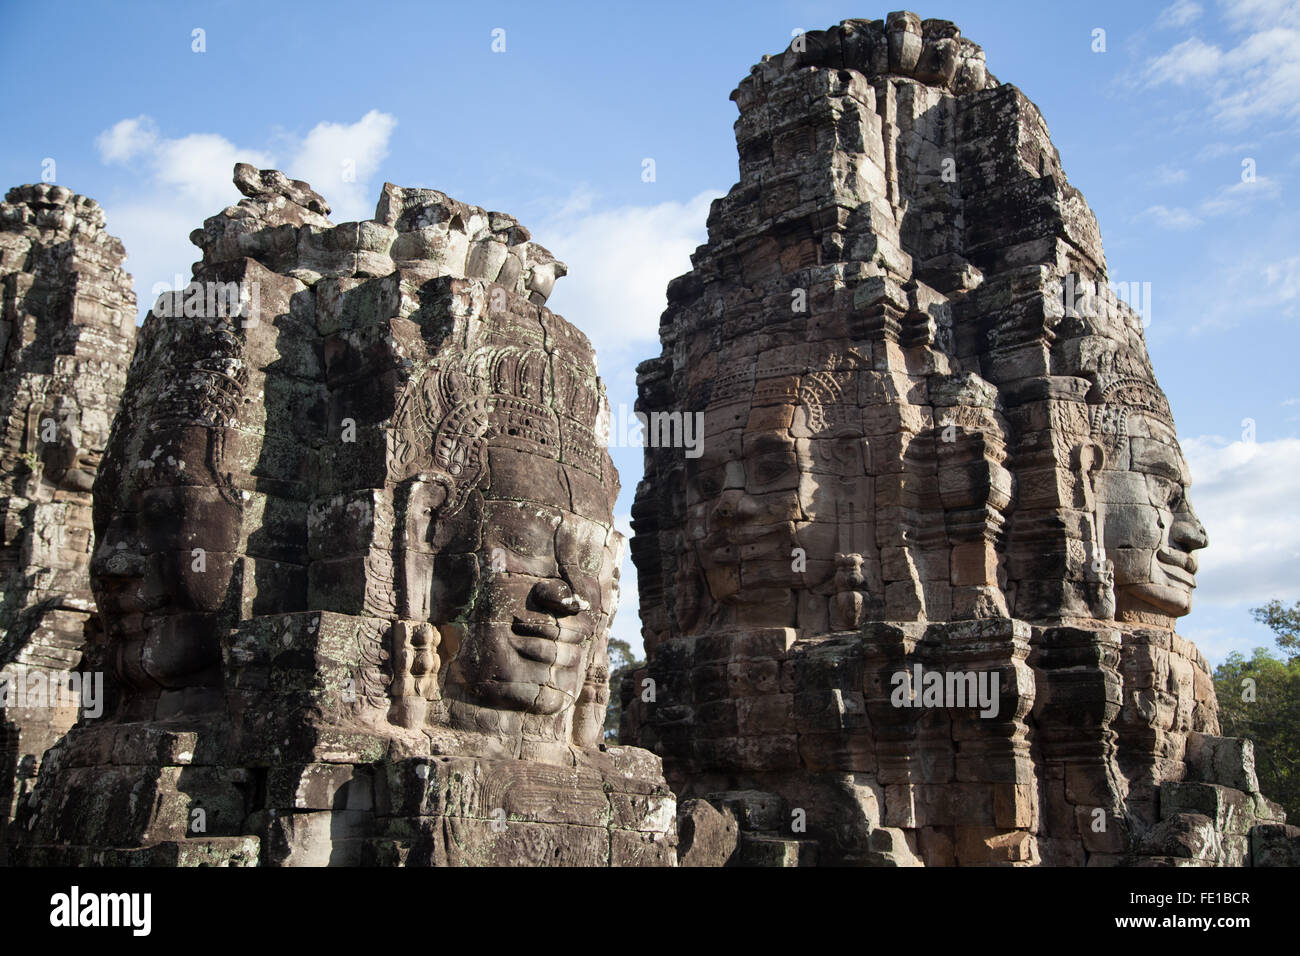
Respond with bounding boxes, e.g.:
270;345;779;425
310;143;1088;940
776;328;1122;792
96;579;163;619
510;636;557;664
114;612;146;642
703;524;790;550
1157;548;1197;582
511;617;562;641
509;614;589;668
509;636;584;670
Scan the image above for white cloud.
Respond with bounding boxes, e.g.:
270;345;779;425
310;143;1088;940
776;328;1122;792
1197;174;1282;215
1158;0;1205;28
545;185;599;220
1182;434;1300;608
1195;140;1257;160
1218;0;1300;29
1144;204;1204;229
1154;164;1190;184
97;125;274;306
1147;37;1223;83
538;188;719;400
1142;176;1281;229
288;110;398;221
1209;28;1300;126
1172;246;1300;331
153;134;276;208
95;116;159;163
1143;3;1300;128
93;112;396;315
1263;254;1300;312
98;117;275;210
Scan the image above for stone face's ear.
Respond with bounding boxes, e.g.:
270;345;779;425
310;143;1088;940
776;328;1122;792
1074;440;1106;475
1072;439;1116;620
1072;440;1106;511
573;628;611;750
395;474;457;622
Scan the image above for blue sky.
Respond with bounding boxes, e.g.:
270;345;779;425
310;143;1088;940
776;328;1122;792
3;0;1297;664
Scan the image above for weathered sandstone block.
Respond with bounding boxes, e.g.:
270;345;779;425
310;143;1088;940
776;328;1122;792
0;185;136;861
11;166;674;866
625;12;1280;866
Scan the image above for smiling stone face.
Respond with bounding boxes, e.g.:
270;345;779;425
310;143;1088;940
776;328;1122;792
436;466;619;716
386;294;620;739
1092;386;1208;624
89;310;249;719
92;466;240;707
677;366;881;636
687;417;802;608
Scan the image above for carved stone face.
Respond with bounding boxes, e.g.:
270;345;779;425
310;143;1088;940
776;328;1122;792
388;308;619;728
683;392;875;634
686;412;803;606
35;400;97;493
435;450;618;717
88;310;249;712
1095;410;1208;619
91;423;238;701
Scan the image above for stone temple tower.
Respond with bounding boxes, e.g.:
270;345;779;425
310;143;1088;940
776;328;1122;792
11;166;675;866
625;12;1290;866
0;184;137;860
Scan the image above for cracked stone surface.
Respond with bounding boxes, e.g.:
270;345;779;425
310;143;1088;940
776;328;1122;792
0;184;137;861
10;166;674;867
622;12;1286;867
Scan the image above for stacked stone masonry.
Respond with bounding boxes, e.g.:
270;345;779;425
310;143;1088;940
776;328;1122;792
623;13;1293;866
4;10;1295;869
0;185;137;863
9;166;675;866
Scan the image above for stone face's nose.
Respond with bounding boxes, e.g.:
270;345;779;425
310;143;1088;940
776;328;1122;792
91;535;145;580
532;578;589;616
710;489;752;524
1172;505;1209;554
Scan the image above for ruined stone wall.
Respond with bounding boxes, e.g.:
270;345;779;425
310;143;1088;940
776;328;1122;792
626;13;1285;866
0;185;137;859
11;166;675;866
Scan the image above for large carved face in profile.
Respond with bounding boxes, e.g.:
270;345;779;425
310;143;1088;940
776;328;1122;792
90;311;245;711
1091;382;1208;621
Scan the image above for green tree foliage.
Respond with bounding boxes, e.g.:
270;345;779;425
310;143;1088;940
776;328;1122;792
1212;600;1300;822
603;638;643;743
1250;599;1300;659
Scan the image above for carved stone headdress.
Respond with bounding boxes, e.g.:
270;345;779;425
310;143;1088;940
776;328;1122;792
1089;375;1174;456
798;371;859;433
389;338;607;515
140;311;249;507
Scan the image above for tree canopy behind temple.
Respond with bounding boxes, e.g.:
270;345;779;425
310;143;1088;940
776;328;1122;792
1213;601;1300;823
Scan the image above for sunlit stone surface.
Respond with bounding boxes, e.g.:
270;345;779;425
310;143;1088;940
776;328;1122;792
0;185;137;862
624;12;1286;867
11;166;675;866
